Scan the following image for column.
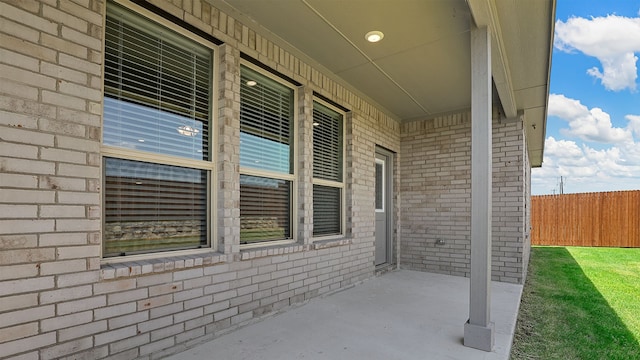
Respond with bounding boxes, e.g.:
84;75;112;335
464;25;495;352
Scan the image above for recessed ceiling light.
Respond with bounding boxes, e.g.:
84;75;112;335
246;80;257;86
365;31;384;43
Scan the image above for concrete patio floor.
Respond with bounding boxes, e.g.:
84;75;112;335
165;270;523;360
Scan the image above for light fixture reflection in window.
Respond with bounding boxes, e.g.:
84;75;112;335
177;125;200;137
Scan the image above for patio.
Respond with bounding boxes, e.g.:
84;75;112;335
166;270;523;360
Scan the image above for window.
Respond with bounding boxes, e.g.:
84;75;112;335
375;159;384;212
239;65;296;244
312;101;344;237
102;1;214;257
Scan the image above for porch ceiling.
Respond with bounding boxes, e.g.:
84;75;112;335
214;0;555;166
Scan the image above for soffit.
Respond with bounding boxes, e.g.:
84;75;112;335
215;0;555;166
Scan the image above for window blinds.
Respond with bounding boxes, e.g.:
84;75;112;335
104;2;211;161
240;66;294;174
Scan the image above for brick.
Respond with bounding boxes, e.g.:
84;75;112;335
0;18;40;43
59;80;102;101
0;333;56;359
58;320;107;342
57;295;106;315
40;337;93;360
41;285;92;304
108;310;148;330
56;134;100;152
0;2;57;34
57;108;100;127
40;205;86;218
148;282;183;296
39;232;88;247
57;191;100;204
59;53;101;76
150;323;183;342
42;90;87;110
0;79;38;100
0;305;55;328
0;125;54;146
138;315;173;333
0;173;38;189
0;322;39;343
108;333;149;354
95;325;137;346
173;268;204;281
43;5;88;32
0;293;38;312
0;48;39;72
149;302;183;319
56;245;101;259
107;288;148;305
0;276;54;296
0;204;38;218
0;64;57;90
56;219;101;232
0;159;56;177
0;33;57;62
174;288;203;302
59;0;103;25
94;278;136;294
0;263;38;280
138;294;173;311
140;337;175;356
0;142;38;159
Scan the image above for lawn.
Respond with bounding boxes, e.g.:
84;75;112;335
511;246;640;360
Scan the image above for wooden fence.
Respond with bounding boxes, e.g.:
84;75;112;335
531;190;640;247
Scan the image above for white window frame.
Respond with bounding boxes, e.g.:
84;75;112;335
311;99;346;241
239;61;298;249
101;0;218;262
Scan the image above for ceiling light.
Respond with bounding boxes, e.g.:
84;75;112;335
246;80;257;86
365;31;384;43
177;125;199;137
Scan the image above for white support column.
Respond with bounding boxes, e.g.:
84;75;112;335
464;25;495;352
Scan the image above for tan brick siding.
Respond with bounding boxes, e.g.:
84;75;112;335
399;113;529;283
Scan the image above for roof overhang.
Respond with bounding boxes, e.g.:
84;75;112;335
214;0;555;166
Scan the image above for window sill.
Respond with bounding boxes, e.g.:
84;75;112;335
239;238;352;260
100;252;227;280
312;238;352;249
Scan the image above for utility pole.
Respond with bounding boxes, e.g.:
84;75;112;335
559;176;564;195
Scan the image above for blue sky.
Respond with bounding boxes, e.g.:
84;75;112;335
531;0;640;194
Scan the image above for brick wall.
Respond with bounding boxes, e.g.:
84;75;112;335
399;112;529;283
0;1;400;359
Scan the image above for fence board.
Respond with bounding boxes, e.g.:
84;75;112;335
531;190;640;247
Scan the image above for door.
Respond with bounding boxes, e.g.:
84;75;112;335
375;148;393;266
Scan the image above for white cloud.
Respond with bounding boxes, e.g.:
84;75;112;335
555;14;640;91
548;94;631;143
627;114;640;137
532;137;640;194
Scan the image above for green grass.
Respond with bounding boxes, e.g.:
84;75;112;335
511;246;640;360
